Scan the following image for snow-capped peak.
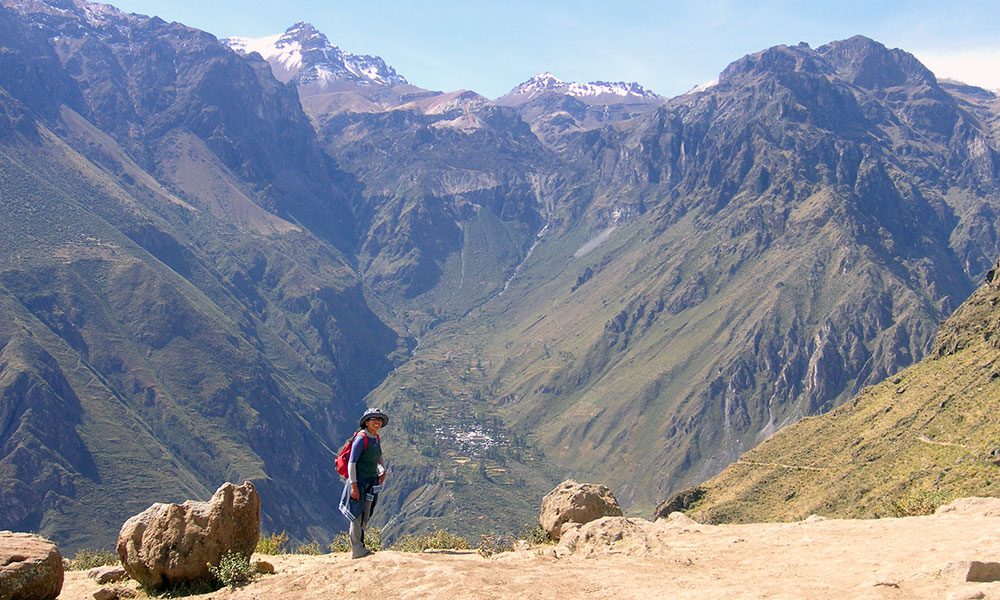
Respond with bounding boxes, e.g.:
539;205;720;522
508;72;660;101
224;23;407;90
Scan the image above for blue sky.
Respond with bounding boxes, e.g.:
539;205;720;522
107;0;1000;99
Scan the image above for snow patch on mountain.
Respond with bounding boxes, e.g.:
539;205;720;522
687;79;719;94
509;72;660;100
79;1;125;26
224;22;406;89
226;32;288;64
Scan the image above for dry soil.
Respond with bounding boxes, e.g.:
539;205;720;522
58;498;1000;600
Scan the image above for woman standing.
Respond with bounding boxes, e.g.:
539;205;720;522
338;408;388;558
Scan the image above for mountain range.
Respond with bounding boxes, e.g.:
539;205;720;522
1;0;999;552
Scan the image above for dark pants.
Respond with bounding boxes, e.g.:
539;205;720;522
339;475;379;558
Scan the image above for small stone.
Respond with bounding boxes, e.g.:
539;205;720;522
93;589;116;600
942;560;1000;582
947;589;985;600
254;560;274;574
92;585;136;600
858;572;900;590
87;566;127;584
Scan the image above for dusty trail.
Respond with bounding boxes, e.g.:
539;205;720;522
59;499;1000;600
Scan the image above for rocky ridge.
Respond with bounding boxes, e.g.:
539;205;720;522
500;72;662;103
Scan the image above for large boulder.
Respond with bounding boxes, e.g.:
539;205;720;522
0;531;63;600
116;481;260;590
539;480;623;540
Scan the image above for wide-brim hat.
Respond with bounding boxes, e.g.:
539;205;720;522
359;408;389;429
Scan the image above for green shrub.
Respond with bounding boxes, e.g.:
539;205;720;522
477;533;514;558
295;541;323;555
390;529;471;553
365;527;384;552
888;489;953;517
328;532;350;553
208;551;257;589
67;548;119;570
521;522;551;545
255;531;289;555
328;527;382;553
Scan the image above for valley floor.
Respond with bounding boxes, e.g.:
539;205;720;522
60;499;1000;600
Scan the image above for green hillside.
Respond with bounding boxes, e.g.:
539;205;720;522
0;86;404;550
683;261;1000;523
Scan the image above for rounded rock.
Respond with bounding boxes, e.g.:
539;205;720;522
539;480;623;540
0;531;64;600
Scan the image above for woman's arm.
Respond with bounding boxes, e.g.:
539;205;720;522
347;433;366;483
348;433;365;499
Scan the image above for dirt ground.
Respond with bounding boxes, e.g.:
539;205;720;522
59;498;1000;600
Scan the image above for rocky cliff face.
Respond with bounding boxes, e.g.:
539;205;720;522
500;38;997;505
311;99;554;311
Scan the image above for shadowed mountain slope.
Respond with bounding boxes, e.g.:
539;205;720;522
0;1;407;550
681;256;1000;523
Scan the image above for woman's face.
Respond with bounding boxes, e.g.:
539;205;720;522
365;417;383;433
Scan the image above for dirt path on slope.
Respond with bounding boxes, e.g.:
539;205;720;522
59;499;1000;600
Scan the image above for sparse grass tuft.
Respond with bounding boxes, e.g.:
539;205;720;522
365;528;384;552
328;528;383;553
477;533;515;557
390;529;471;552
327;532;350;553
295;541;323;555
255;531;289;555
67;548;119;570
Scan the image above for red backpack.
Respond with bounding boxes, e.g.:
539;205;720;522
335;431;379;479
